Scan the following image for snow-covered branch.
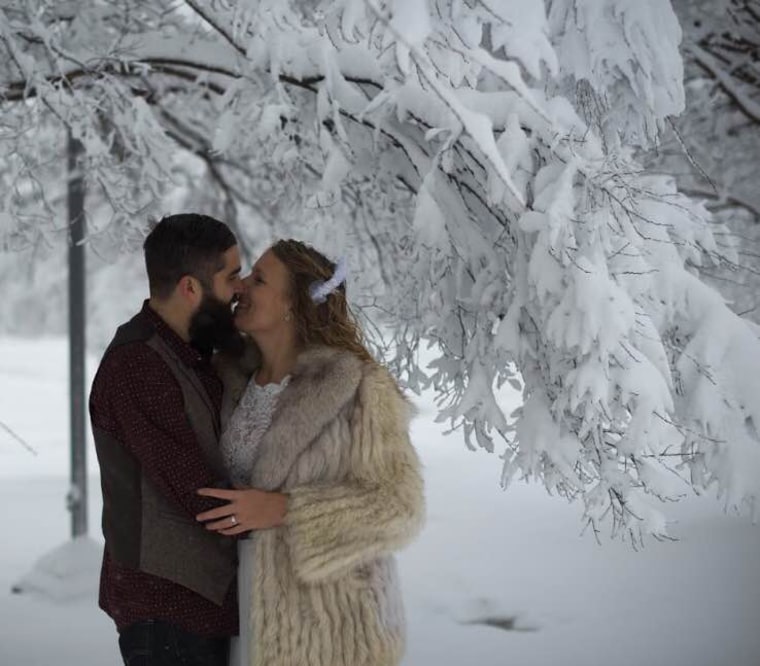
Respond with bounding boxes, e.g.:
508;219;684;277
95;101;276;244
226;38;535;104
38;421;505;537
2;0;760;541
686;41;760;124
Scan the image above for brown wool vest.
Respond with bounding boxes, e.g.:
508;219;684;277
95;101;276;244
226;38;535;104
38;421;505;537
93;313;236;605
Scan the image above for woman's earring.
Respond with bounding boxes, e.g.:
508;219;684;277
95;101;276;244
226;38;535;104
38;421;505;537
284;311;292;322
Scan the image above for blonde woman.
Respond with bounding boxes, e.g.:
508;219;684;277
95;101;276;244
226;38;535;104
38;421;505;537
196;240;425;666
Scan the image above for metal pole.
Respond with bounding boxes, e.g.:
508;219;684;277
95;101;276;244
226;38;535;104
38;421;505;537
67;132;87;538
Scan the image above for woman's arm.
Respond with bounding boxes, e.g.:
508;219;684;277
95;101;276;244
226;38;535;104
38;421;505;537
284;365;425;583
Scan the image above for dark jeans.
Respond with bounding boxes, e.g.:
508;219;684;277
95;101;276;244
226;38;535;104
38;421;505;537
118;620;229;666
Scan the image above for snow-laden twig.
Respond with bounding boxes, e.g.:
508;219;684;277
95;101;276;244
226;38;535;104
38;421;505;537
0;420;37;456
686;41;760;124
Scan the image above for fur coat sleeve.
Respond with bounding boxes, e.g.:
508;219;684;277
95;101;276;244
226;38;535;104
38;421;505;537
283;362;425;584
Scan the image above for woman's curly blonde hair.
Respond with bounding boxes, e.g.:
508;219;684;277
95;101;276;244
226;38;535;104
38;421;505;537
270;239;373;363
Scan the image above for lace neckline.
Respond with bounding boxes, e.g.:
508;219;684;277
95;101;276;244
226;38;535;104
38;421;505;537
252;375;290;390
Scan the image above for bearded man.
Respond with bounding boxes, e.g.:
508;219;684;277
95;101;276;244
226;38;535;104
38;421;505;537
90;213;245;666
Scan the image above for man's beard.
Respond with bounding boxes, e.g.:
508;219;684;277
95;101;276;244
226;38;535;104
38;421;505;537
188;293;245;357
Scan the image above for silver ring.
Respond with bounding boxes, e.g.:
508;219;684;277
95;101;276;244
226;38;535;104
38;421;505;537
230;515;238;525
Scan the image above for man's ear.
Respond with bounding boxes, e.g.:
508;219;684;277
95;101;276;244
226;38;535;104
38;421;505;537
177;275;203;306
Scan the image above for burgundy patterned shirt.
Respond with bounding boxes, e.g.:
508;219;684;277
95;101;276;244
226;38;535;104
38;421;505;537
89;302;238;637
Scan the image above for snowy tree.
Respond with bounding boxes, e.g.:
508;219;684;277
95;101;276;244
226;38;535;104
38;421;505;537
2;0;760;543
647;0;760;321
677;0;760;213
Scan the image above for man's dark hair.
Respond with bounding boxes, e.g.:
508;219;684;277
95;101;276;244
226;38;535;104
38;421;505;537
143;214;237;299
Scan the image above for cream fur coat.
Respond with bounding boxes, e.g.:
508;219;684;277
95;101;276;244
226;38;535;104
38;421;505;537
216;345;425;666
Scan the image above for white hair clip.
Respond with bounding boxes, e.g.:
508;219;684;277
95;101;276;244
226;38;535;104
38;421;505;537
309;256;348;304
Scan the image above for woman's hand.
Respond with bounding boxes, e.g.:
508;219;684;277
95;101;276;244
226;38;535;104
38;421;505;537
195;487;288;535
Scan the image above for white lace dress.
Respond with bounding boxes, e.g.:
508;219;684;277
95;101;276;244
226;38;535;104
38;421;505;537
220;375;289;666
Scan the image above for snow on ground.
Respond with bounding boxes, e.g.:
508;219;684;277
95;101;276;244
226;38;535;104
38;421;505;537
1;336;759;666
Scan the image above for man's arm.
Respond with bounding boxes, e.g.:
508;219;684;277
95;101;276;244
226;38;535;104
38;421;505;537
90;343;225;517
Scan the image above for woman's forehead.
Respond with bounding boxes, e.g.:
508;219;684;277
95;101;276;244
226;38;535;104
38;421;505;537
254;249;285;277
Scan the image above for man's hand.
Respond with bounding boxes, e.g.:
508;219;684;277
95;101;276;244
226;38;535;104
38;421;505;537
195;487;288;535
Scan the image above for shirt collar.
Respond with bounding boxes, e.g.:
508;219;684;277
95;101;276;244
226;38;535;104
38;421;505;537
140;300;209;368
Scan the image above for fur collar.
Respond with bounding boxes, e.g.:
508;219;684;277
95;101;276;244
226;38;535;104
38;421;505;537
249;346;366;490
